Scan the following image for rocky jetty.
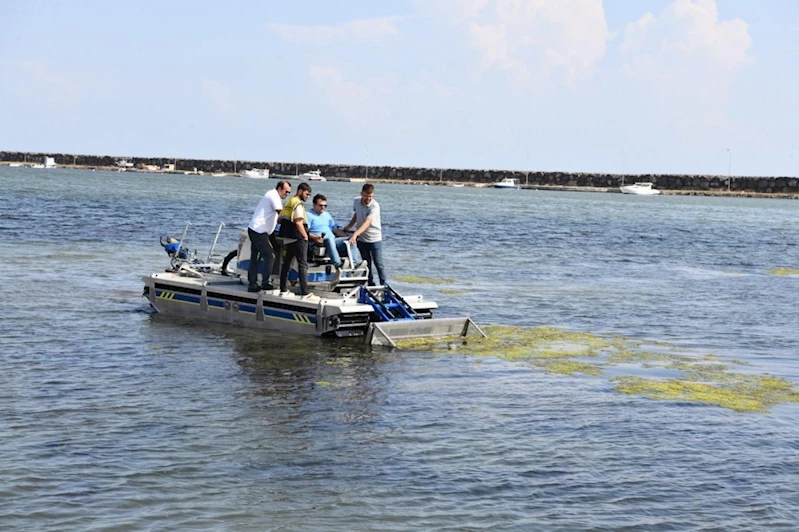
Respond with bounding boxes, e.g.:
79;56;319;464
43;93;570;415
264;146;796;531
2;150;797;194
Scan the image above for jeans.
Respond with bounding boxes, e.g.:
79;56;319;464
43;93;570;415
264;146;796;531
247;228;275;288
320;232;342;267
357;240;386;286
280;238;309;295
326;235;361;267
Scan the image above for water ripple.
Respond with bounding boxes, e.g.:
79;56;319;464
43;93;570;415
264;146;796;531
1;168;798;529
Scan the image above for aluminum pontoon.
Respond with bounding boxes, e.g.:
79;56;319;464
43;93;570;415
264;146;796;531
142;223;484;346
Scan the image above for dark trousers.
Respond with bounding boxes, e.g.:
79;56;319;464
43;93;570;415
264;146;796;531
280;238;310;295
357;240;386;286
248;228;275;288
268;233;282;276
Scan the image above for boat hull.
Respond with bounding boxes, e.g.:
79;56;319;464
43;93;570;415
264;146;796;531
620;186;661;195
143;272;374;337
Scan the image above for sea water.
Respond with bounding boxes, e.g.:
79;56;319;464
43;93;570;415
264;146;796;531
1;167;798;530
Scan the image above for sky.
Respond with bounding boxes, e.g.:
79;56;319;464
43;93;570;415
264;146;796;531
1;0;797;176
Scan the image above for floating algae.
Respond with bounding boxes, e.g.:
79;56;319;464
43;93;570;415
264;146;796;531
440;288;468;295
613;375;799;413
394;325;799;413
393;275;457;285
395;325;612;361
767;268;799;276
541;360;603;376
315;381;333;387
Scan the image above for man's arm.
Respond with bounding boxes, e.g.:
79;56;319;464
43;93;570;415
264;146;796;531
294;217;308;241
343;213;357;231
348;218;372;245
330;217;348;238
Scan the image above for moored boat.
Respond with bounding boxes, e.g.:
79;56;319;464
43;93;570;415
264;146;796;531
301;170;325;181
493;178;520;189
241;168;270;179
620;182;661;195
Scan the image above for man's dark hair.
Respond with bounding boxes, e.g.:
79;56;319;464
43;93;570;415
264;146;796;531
361;183;374;194
313;194;327;204
275;180;290;191
297;182;312;193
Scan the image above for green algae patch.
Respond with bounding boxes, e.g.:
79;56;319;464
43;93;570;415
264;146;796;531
394;324;799;413
767;268;799;276
393;275;457;285
315;381;333;387
542;360;603;376
605;348;674;366
395;325;611;362
440;288;468;295
613;375;799;413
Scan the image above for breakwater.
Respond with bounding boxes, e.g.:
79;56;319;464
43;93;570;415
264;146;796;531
2;150;797;194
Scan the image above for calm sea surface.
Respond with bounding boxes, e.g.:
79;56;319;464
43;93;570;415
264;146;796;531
1;167;798;530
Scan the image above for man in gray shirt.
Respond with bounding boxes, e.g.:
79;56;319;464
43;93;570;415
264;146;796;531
344;183;386;286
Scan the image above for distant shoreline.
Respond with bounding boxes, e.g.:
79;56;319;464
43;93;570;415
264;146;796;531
4;162;797;199
2;151;797;198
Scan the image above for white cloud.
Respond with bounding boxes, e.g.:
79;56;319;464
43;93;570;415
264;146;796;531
201;80;236;115
268;17;402;44
432;0;612;85
620;0;753;126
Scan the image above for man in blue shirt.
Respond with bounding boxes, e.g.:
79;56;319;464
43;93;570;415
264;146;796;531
306;194;361;269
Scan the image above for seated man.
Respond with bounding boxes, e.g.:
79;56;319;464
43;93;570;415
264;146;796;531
306;194;362;269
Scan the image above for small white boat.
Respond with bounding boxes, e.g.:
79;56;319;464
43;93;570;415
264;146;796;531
447;183;465;188
493;178;520;189
211;172;227;177
620;182;661;195
241;168;270;179
301;170;325;181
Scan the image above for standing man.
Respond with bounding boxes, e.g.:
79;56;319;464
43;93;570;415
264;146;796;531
344;183;386;286
247;180;291;292
278;182;317;300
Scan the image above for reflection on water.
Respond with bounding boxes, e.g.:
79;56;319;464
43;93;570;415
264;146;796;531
1;167;798;529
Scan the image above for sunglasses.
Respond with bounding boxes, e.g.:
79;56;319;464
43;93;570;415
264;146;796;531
317;203;327;208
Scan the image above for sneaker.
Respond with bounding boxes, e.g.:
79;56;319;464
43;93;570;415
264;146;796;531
261;283;276;291
279;290;294;298
330;268;341;285
247;285;260;293
358;260;369;270
299;293;320;302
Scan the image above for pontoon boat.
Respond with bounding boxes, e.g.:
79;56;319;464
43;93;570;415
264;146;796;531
142;223;483;346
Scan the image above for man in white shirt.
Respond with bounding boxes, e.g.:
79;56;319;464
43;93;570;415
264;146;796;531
247;180;291;292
